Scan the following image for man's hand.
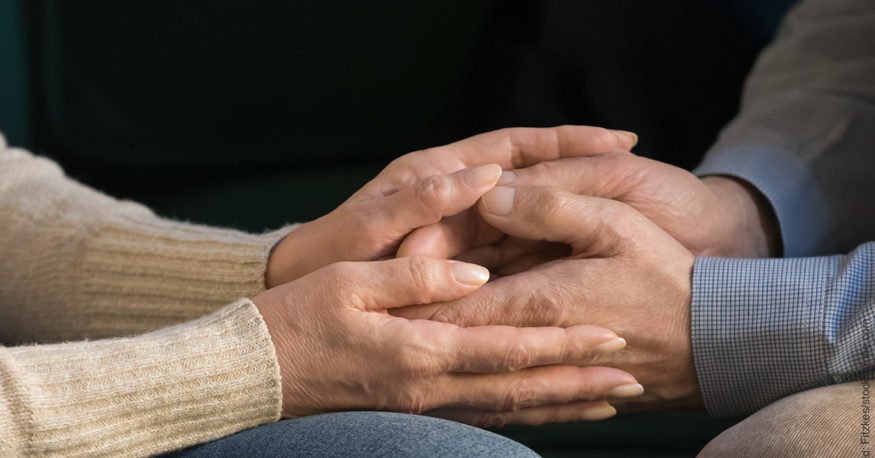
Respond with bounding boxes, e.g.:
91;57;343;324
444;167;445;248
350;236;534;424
254;256;642;425
266;126;637;286
398;153;780;274
395;186;703;411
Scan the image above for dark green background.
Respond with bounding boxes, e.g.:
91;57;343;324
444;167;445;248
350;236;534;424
6;1;796;230
0;0;28;147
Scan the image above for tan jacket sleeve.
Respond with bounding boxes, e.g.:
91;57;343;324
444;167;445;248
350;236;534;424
695;0;875;256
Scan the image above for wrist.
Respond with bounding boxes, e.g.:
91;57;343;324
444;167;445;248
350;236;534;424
702;176;780;258
266;219;331;287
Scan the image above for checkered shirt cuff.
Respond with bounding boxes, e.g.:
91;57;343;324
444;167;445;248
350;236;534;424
691;246;875;417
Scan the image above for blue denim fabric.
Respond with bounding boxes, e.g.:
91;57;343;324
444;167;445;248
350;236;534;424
166;411;538;457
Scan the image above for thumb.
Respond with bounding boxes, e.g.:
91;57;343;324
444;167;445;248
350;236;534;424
396;210;504;259
370;164;502;236
477;186;633;257
321;257;490;311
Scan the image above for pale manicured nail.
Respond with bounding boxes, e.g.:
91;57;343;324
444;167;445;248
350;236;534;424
593;337;626;354
497;171;517;185
463;164;503;190
481;186;516;216
451;262;490;286
581;405;617;421
612;130;638;148
608;383;644;398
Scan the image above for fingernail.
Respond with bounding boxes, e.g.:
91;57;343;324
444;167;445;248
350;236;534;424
608;383;644;398
593;337;626;354
463;164;502;191
612;130;638;148
497;171;517;185
581;405;617;421
481;186;516;216
451;262;490;286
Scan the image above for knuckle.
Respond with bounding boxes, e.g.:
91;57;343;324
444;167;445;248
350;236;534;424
577;377;599;398
593;203;630;253
502;343;532;372
405;256;439;303
415;174;452;209
554;124;571;146
498;128;524;167
504;377;536;411
479;412;509;428
539;188;569;222
396;388;431;414
562;331;593;364
526;288;566;326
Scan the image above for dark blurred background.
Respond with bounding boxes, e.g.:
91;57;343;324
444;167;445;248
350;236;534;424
0;1;797;455
2;1;796;228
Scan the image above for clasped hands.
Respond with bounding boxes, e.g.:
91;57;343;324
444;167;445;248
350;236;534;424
254;126;778;426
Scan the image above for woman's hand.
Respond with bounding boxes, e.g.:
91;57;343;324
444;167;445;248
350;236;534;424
265;126;637;286
253;256;643;426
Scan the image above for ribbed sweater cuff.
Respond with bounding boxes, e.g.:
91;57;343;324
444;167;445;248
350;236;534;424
27;204;300;340
75;207;297;323
0;298;282;457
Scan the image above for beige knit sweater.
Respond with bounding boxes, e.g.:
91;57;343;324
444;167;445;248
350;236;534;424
0;134;296;456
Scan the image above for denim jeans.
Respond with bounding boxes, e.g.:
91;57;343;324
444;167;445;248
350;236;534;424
167;411;538;457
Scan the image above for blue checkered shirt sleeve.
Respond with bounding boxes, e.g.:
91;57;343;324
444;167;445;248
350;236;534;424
692;243;875;418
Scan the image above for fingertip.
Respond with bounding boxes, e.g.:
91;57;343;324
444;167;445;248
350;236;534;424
480;186;517;216
497;170;517;186
581;403;617;421
593;337;627;354
608;383;645;398
450;261;490;286
611;130;639;150
462;163;503;192
569;325;619;344
605;367;640;389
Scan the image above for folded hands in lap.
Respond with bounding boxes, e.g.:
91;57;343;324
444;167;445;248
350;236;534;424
252;125;777;425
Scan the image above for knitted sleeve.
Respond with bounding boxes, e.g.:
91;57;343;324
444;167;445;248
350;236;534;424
0;136;291;455
0;135;296;343
0;298;283;456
